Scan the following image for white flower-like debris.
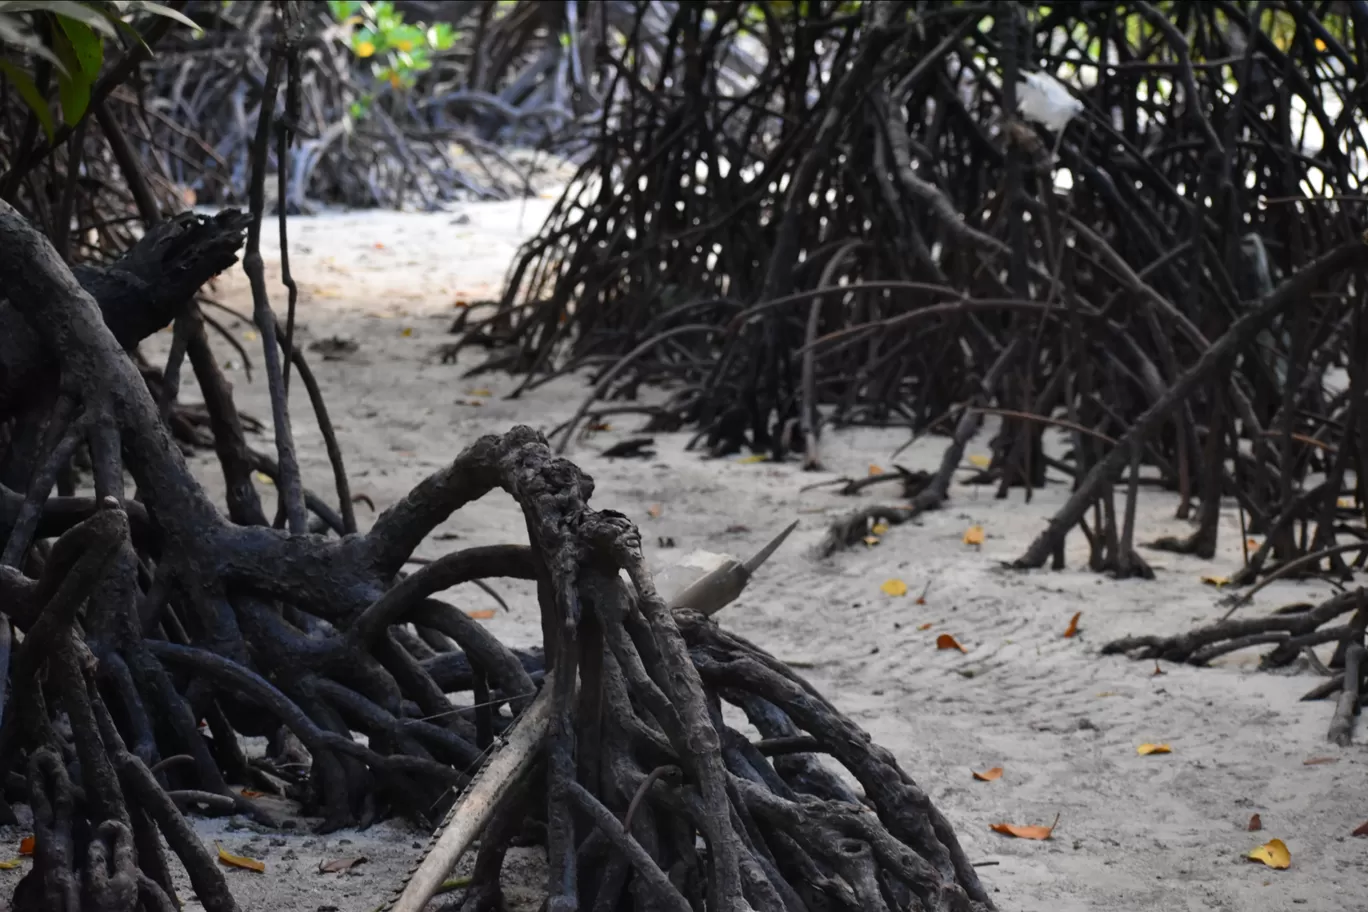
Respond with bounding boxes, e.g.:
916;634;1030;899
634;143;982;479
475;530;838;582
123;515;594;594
1017;71;1084;133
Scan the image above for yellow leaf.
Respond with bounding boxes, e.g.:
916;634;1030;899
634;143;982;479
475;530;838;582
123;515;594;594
216;843;265;873
1201;575;1230;588
1315;37;1327;51
968;454;991;468
254;472;274;485
1246;838;1290;870
916;622;932;630
1136;743;1172;755
243;330;258;342
737;454;767;464
395;39;414;52
0;859;21;870
936;633;968;653
871;521;889;535
356;40;376;58
470;388;492;397
868;464;884;476
862;535;880;547
1338;496;1355;508
990;813;1058;841
1063;611;1081;638
962;525;985;546
972;767;1003;782
881;579;908;597
401;327;413;337
466;609;496;620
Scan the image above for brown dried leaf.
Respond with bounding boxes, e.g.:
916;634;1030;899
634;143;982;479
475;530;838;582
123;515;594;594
1352;821;1368;837
1302;756;1338;766
319;856;367;874
1248;814;1262;832
18;837;33;856
936;633;968;653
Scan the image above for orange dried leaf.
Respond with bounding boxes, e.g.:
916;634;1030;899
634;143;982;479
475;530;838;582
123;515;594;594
646;504;662;518
1248;814;1262;832
936;633;967;653
216;843;265;873
972;767;1003;782
990;813;1058;841
868;464;884;476
1136;743;1172;755
18;837;33;856
962;525;984;546
1246;538;1260;550
466;609;496;620
881;579;908;597
1246;838;1290;870
1302;756;1337;766
916;622;932;631
240;790;264;799
373;242;385;249
1063;611;1081;638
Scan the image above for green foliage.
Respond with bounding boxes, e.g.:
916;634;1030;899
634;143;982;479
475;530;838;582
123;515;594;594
0;0;197;142
327;0;454;119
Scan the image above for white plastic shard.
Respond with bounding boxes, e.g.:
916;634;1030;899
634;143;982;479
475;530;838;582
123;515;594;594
1016;71;1084;133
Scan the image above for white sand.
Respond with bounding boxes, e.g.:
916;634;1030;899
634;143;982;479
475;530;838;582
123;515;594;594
20;199;1362;911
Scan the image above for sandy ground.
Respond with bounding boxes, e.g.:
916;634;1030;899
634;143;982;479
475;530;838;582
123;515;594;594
12;198;1363;911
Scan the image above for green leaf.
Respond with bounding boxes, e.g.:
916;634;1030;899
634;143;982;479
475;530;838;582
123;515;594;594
124;1;201;31
51;28;90;124
55;16;101;78
0;57;55;141
0;2;116;37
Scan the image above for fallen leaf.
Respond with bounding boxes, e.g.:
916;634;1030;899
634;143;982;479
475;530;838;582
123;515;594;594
968;454;991;468
18;837;33;856
1246;838;1290;870
216;843;265;873
862;535;880;547
1152;660;1166;676
1337;496;1355;508
881;579;908;597
915;596;926;605
453;298;468;308
466;609;496;620
936;633;968;653
1248;814;1262;832
917;622;933;631
401;327;413;337
868;464;884;476
373;242;385;249
1352;821;1368;837
1095;691;1118;698
469;388;492;397
319;856;367;874
243;330;258;342
254;472;274;485
871;521;890;535
1302;756;1338;766
646;504;662;518
1315;37;1327;50
990;813;1059;841
240;790;264;799
962;525;985;546
737;454;767;464
1063;611;1081;638
1136;743;1172;755
972;767;1003;782
587;421;613;432
1246;538;1260;550
1201;575;1230;588
0;860;21;870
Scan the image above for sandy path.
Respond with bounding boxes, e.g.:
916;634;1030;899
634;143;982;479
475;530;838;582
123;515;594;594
22;200;1360;911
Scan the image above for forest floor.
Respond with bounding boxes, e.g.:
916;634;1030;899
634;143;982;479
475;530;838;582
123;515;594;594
37;196;1365;911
